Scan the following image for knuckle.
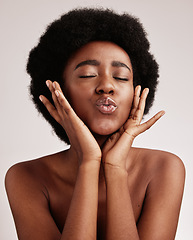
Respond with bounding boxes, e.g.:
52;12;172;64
64;106;71;114
58;96;66;106
133;115;139;121
146;123;151;130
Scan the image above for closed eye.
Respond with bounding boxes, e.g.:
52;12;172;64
114;77;128;81
79;75;96;78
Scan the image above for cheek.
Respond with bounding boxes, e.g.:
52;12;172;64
65;85;92;115
121;88;134;111
118;92;134;123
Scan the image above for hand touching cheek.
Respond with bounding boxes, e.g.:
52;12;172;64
102;85;165;171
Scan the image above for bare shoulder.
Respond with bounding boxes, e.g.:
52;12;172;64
5;156;49;202
5;151;70;239
135;148;185;238
5;154;50;186
5;150;69;202
133;147;185;179
134;147;186;207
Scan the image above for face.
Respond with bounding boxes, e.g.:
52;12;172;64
63;41;134;136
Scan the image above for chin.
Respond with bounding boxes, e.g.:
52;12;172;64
90;121;121;136
94;129;115;136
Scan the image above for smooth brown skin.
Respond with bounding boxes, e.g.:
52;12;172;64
5;41;185;240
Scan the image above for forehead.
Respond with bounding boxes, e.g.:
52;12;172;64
66;41;132;68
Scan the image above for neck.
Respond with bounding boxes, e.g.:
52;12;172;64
91;132;111;148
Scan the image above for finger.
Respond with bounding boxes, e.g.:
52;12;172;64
136;110;165;135
46;80;61;111
52;81;70;115
54;88;93;144
53;81;63;92
54;89;76;117
112;110;165;152
54;85;87;130
129;85;141;119
134;88;149;123
39;95;62;124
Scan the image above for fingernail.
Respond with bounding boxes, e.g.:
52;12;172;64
53;82;56;89
137;85;141;94
161;111;165;116
55;90;59;97
46;81;49;88
39;95;43;102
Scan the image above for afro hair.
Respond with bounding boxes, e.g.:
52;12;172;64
27;7;159;144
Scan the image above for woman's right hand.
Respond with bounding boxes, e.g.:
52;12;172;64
39;80;101;165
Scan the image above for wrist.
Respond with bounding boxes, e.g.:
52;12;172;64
79;160;101;172
103;163;128;181
78;154;101;166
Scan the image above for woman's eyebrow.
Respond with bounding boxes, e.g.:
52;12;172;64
111;61;131;72
74;60;100;70
74;59;131;72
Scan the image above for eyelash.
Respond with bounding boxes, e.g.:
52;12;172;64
79;76;128;81
79;75;96;78
114;77;128;81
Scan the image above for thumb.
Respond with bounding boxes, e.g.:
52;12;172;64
135;110;165;135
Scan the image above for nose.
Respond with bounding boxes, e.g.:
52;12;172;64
95;76;115;95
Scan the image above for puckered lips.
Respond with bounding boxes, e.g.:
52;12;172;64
96;96;118;114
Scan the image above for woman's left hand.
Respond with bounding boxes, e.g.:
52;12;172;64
102;85;165;171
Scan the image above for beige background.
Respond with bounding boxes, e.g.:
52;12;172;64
1;0;193;239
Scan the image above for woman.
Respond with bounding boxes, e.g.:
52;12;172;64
5;8;185;240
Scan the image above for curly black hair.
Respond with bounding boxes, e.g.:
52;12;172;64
27;7;159;144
